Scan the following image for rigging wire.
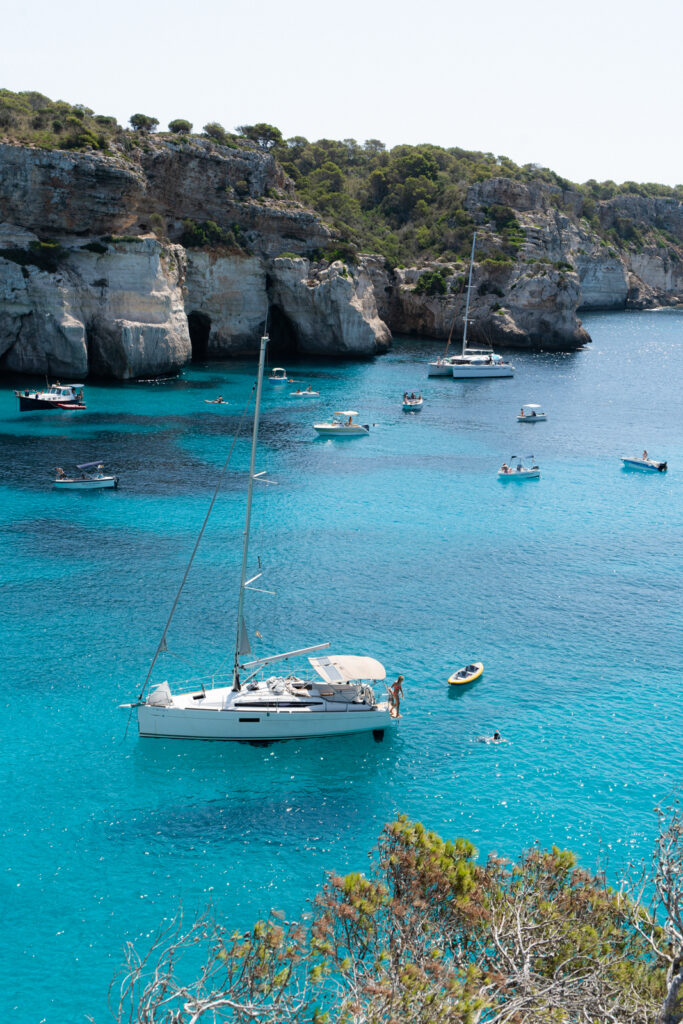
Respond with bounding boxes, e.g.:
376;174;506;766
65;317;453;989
135;381;257;702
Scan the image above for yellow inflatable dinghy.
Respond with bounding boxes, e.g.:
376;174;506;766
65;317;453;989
448;662;483;685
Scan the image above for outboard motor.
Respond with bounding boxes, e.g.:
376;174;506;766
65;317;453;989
658;462;667;472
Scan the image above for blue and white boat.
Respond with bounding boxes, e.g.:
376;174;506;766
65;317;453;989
53;461;119;490
498;455;540;480
621;454;667;472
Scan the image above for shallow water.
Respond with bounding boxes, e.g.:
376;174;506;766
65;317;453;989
1;310;682;1022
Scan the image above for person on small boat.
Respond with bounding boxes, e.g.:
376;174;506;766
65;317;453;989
520;407;524;417
216;396;224;403
643;450;648;460
500;462;510;473
56;467;66;479
388;675;404;718
305;385;312;392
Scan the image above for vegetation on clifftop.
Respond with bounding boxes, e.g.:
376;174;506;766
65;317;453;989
1;89;682;268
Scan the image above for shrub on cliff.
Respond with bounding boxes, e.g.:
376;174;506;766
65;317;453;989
180;218;245;251
414;268;448;295
236;122;283;150
168;119;192;135
129;112;159;132
110;807;683;1024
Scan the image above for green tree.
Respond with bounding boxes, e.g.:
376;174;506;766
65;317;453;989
236;122;283;150
129;112;159;132
168;118;192;134
202;121;229;144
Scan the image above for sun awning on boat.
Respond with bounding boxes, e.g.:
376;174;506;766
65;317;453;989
309;655;386;683
76;461;104;469
334;410;358;417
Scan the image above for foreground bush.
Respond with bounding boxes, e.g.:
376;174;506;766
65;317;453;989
109;806;683;1024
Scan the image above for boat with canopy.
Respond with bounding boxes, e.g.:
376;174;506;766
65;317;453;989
498;455;541;480
313;411;370;436
517;403;547;422
53;461;119;490
123;335;396;742
15;382;86;411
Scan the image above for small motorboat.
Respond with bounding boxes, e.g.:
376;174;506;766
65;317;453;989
402;392;423;411
313;411;370;437
517;403;546;422
54;461;119;490
290;386;320;397
15;382;86;411
268;367;290;383
622;455;667;472
448;662;483;685
498;455;540;480
204;396;227;405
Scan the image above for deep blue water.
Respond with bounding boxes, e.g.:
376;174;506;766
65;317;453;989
1;310;682;1023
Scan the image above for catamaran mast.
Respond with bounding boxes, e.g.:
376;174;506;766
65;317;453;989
232;334;268;691
461;232;476;356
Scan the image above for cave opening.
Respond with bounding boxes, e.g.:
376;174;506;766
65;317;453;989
188;311;211;361
267;305;300;359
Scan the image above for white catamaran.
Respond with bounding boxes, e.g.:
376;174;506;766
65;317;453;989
428;233;514;379
123;335;397;743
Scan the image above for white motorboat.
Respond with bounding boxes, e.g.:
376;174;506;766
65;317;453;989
54;461;119;489
123;336;396;743
498;455;540;480
621;455;667;472
289;386;320;397
268;367;289;383
402;392;423;411
313;411;370;437
517;403;547;422
15;381;86;411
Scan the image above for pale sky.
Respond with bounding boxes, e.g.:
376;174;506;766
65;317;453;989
4;0;682;186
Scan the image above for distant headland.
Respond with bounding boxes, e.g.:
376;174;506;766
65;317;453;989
1;89;681;379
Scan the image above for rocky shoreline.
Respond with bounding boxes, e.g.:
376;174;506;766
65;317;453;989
1;139;681;379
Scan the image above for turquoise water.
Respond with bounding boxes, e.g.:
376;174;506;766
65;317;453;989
1;310;682;1022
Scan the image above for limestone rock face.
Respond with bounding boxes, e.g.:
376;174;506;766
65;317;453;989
0;230;190;378
268;258;391;356
184;251;268;355
0;144;145;235
364;254;589;352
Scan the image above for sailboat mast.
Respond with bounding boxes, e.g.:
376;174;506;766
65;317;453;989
232;334;268;690
461;232;477;356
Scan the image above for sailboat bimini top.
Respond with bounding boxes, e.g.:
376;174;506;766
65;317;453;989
309;655;386;683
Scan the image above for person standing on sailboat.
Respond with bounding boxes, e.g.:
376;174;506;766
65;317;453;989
388;675;404;718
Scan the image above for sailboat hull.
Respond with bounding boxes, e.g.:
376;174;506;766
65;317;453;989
137;703;397;741
427;362;455;376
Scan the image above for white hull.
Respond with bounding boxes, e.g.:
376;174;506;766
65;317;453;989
54;476;118;489
498;469;540;480
138;697;395;742
403;400;423;411
621;458;667;472
517;414;546;422
427;362;455;376
452;363;514;378
313;424;369;436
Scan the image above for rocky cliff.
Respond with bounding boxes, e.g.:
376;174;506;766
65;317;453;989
1;137;682;378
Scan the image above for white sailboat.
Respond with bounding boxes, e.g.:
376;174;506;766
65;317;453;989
448;234;515;379
123;335;397;743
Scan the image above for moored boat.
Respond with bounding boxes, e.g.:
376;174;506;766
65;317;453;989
313;411;370;436
122;335;396;744
448;662;483;685
498;455;540;480
621;454;667;472
517;403;547;422
290;386;320;397
268;367;289;383
54;461;119;490
402;391;423;411
15;382;85;411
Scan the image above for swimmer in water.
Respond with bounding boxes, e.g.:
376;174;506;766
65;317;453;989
477;730;504;744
